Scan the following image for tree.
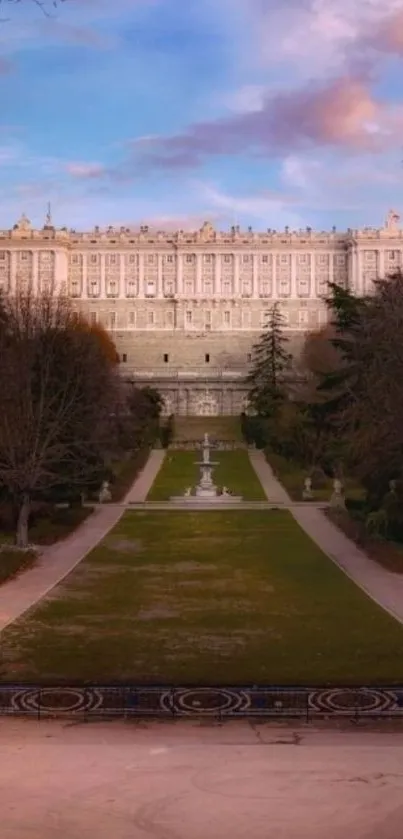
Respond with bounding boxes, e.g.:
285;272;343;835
247;303;292;416
338;270;403;504
0;289;117;547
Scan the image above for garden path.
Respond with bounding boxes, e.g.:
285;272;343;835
250;450;403;625
0;450;165;632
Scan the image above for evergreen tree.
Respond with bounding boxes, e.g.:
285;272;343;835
247;303;292;416
318;282;368;408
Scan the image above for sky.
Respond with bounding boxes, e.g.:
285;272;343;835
0;0;403;231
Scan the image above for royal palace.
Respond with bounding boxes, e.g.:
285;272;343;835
1;209;402;415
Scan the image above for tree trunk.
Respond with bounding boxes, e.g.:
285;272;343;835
16;493;30;549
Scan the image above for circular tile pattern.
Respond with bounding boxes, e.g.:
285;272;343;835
160;688;251;715
309;688;394;714
10;687;104;715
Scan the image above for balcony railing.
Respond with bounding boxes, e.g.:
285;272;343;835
121;367;247;380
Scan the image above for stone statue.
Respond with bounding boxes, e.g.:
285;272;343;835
184;487;192;497
222;486;230;496
385;209;400;231
330;478;345;509
302;477;313;500
98;481;111;503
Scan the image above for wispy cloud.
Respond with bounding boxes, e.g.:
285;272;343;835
132;75;403;171
65;161;107;179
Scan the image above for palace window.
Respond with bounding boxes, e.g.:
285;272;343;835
205;353;210;363
90;311;98;325
186;254;193;263
223;281;231;295
224;255;231;263
164;353;169;363
167;255;173;263
298;309;309;326
223;310;231;326
129;311;135;327
261;255;268;263
204;254;212;263
247;353;252;362
91;254;97;263
121;353;127;363
242;255;249;263
204;310;211;330
185;310;193;325
147;254;155;264
109;312;116;329
109;254;117;265
148;310;155;325
165;310;174;326
129;254;136;263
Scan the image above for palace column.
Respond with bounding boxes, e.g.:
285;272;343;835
233;253;240;296
252;253;258;296
100;253;105;298
272;252;277;299
176;252;183;295
378;248;385;279
119;252;125;296
214;253;221;296
82;253;88;298
157;253;162;297
139;252;144;298
310;250;316;297
196;253;202;295
32;250;39;293
290;252;297;298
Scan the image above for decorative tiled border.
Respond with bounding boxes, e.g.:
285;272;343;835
0;685;403;718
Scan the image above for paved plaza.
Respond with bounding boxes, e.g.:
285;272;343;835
1;719;403;838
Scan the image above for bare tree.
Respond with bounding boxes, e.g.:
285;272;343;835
0;288;116;547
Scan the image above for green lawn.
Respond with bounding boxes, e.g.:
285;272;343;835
147;449;267;501
2;510;403;685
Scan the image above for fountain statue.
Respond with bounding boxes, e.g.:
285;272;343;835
170;433;243;504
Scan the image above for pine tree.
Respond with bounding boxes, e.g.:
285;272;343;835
317;282;368;414
247;303;292;416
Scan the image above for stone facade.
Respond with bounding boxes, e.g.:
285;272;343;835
1;209;402;415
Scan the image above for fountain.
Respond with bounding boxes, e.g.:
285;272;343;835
170;433;243;504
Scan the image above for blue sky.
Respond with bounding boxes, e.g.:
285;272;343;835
0;0;402;231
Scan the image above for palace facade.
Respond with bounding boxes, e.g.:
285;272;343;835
1;209;402;415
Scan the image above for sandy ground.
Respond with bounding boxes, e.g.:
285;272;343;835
1;719;403;838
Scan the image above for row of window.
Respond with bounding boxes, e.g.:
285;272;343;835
119;352;253;365
92;308;327;329
70;252;352;266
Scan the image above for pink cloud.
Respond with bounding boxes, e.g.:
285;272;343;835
65;162;106;179
366;9;403;56
136;76;401;170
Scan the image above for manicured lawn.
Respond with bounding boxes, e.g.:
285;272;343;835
1;510;403;685
147;449;267;501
